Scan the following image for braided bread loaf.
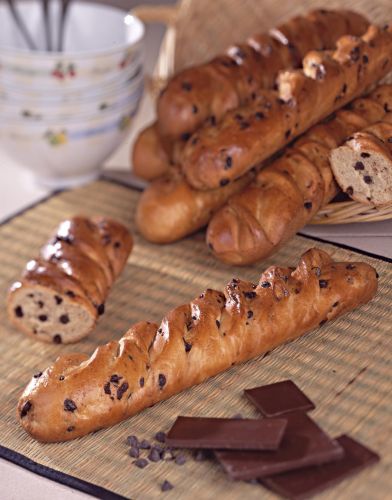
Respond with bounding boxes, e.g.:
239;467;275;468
18;248;377;442
181;24;392;190
157;10;368;141
330;119;392;207
7;216;133;344
206;85;392;265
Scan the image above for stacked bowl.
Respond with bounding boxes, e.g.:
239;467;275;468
0;0;145;188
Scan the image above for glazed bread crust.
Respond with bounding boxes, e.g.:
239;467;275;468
206;85;392;265
17;248;378;442
157;10;369;140
330;118;392;206
7;216;133;343
135;167;255;243
181;24;392;190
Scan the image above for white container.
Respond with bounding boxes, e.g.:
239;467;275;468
0;1;145;90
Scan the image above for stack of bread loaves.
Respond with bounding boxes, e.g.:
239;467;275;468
133;9;392;265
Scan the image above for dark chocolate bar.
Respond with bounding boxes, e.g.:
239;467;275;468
261;434;380;499
166;416;287;450
215;413;344;480
245;380;315;417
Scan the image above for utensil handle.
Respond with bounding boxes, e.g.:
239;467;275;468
6;0;38;50
58;0;71;51
42;0;51;51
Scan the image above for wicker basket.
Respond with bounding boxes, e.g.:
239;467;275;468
132;0;392;225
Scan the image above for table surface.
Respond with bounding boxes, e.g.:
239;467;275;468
1;4;391;500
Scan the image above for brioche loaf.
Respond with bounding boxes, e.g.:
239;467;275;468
330;119;392;206
8;216;133;344
136;167;255;243
17;248;377;442
157;10;369;140
206;85;392;265
181;24;392;190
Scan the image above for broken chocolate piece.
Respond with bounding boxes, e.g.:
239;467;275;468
244;380;315;417
215;413;344;480
261;435;379;499
166;416;287;450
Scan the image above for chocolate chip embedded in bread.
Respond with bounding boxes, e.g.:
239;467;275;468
363;175;373;184
304;201;313;210
139;377;145;388
53;334;62;344
225;156;233;169
59;314;69;324
20;401;32;417
158;374;167;389
116;382;129;400
97;303;105;315
247;310;254;319
65;290;75;298
54;295;63;305
354;161;365;170
244;291;257;299
14;306;24;317
33;372;42;378
64;399;77;412
215;319;221;328
346;186;354;196
260;281;271;288
360;152;371;158
104;382;111;395
38;314;48;322
183;339;192;352
346;264;356;270
110;374;122;384
67;426;75;432
319;280;329;288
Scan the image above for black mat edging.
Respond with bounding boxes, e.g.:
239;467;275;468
0;445;130;500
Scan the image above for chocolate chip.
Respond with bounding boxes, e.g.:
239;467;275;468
134;458;148;469
59;375;65;381
346;186;354;196
104;382;111;395
304;201;312;210
97;303;105;315
64;399;77;412
126;435;139;447
114;241;121;249
255;111;264;120
363;175;373;184
20;401;32;417
333;301;339;307
240;121;250;130
27;293;34;298
53;334;62;344
220;178;230;187
183;339;192;353
362;54;369;64
66;290;75;298
247;310;254;319
225;156;233;169
181;81;192;91
139;439;151;449
209;115;216;126
139;377;145;388
319;280;329;288
175;454;186;465
148;447;162;462
361;152;371;158
216;319;221;328
161;480;174;492
350;46;360;62
158;373;166;389
341;83;347;93
129;447;140;458
59;314;69;324
38;314;48;322
285;129;291;139
244;291;257;299
117;382;129;400
37;300;44;308
54;295;63;305
354;161;365;170
181;132;191;141
110;374;122;384
346;264;356;270
192;104;198;114
67;426;75;432
155;431;166;443
14;306;23;318
33;372;42;378
260;281;271;288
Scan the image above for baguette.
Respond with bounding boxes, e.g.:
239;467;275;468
330;119;392;206
157;10;369;140
17;247;377;442
136;167;255;243
206;85;392;265
8;216;133;344
131;123;171;181
181;24;392;190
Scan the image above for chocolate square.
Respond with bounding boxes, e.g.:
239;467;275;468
215;413;343;480
166;416;287;450
245;380;315;417
261;435;379;499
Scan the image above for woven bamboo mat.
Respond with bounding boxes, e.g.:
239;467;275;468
0;180;391;500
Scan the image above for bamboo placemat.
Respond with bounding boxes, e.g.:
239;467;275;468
0;180;391;500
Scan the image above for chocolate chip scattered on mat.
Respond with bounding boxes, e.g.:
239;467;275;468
139;439;151;449
161;480;174;492
155;431;166;443
126;435;138;447
175;454;186;465
129;447;140;458
134;458;148;469
244;380;315;417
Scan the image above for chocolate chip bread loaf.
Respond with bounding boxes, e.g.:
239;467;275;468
136;166;255;243
181;24;392;190
206;85;392;265
157;10;369;141
8;216;133;344
17;248;377;442
330;118;392;207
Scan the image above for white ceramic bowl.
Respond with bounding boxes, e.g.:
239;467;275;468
0;96;141;188
0;1;144;90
